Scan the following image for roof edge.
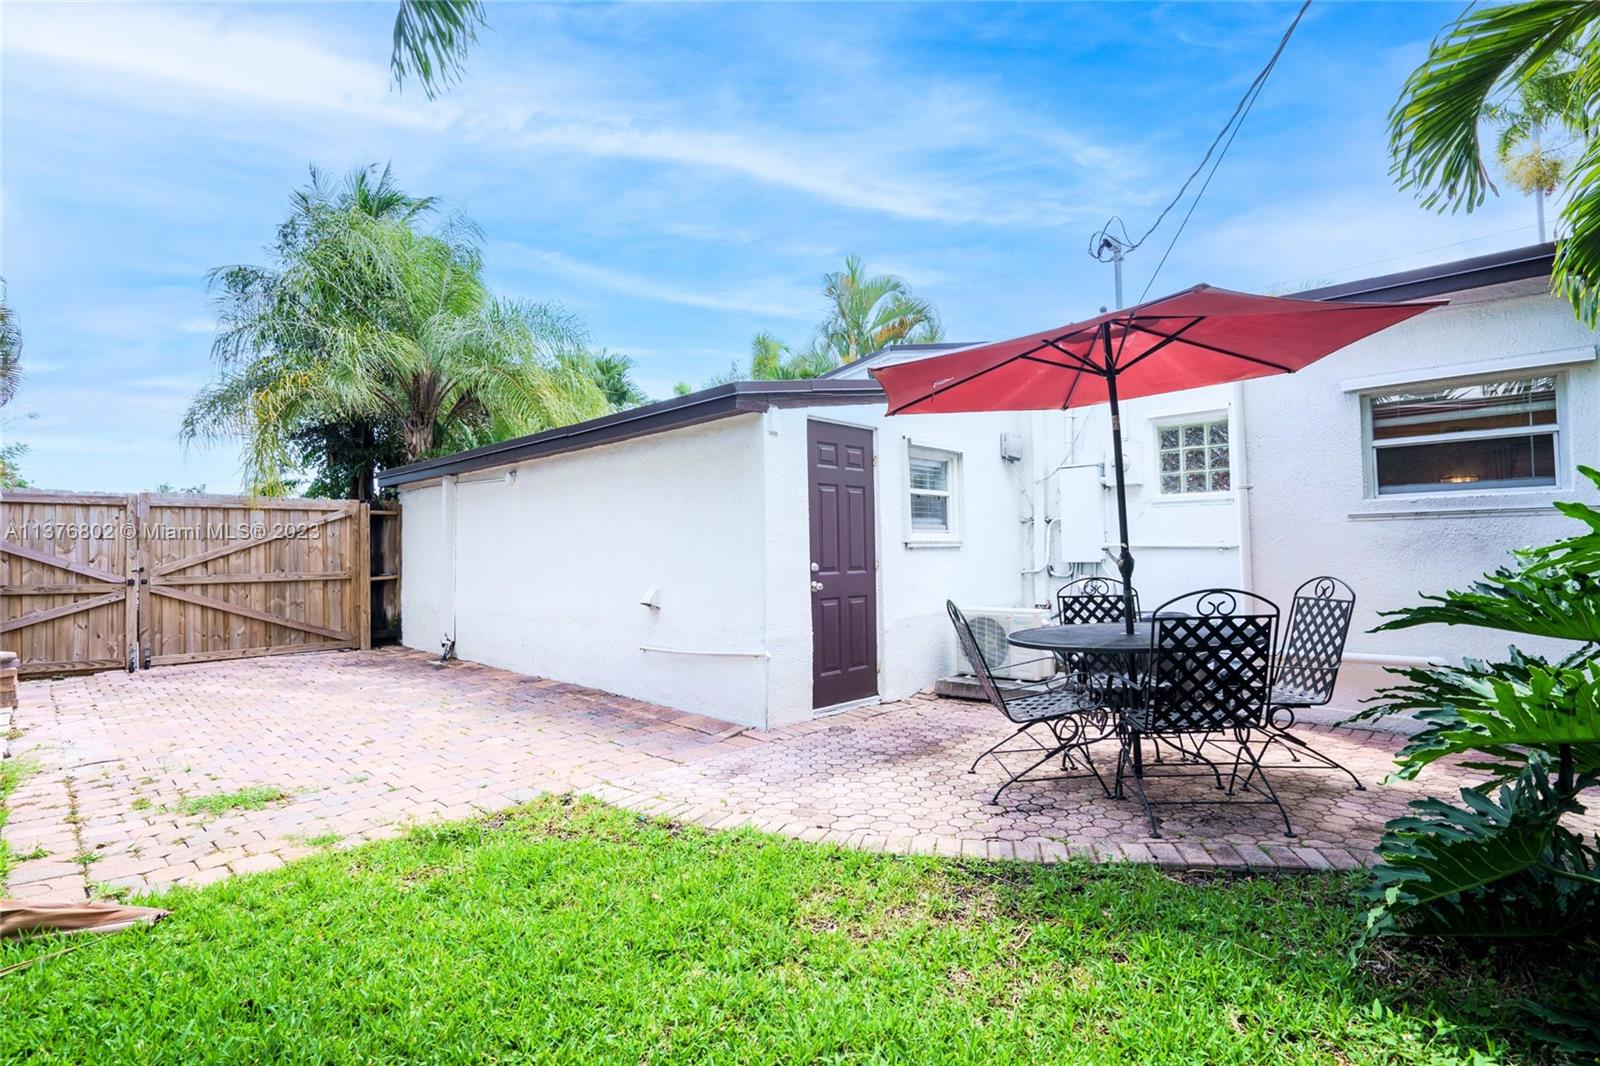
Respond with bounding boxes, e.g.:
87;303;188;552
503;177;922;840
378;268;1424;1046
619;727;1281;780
1297;242;1554;303
376;378;884;487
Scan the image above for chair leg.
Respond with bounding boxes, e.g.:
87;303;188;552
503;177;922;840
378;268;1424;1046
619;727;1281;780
1115;731;1160;835
1234;730;1294;837
992;743;1070;805
969;722;1032;775
1127;753;1159;837
1269;729;1366;791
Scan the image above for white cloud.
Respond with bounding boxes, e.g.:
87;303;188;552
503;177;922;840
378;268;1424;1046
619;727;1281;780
2;3;1138;228
3;2;447;130
495;244;815;319
127;376;204;393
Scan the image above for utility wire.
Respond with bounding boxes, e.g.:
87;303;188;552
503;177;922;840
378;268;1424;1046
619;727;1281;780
1089;1;1312;297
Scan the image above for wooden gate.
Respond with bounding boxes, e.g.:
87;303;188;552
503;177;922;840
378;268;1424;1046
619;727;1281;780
2;490;370;677
1;490;139;676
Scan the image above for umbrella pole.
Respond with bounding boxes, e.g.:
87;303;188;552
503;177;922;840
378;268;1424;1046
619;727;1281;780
1104;369;1137;634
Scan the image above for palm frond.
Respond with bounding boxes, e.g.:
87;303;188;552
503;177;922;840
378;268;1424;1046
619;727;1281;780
1389;0;1598;213
391;0;486;100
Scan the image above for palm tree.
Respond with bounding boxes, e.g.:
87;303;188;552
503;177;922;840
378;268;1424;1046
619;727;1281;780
1389;1;1600;321
565;349;650;410
390;0;487;99
1482;52;1583;240
815;255;943;364
0;280;20;408
186;168;607;495
702;332;841;388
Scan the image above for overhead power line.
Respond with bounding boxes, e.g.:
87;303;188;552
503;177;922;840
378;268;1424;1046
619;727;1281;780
1088;0;1313;305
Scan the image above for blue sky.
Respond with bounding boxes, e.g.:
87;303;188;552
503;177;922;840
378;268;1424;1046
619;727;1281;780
1;1;1541;493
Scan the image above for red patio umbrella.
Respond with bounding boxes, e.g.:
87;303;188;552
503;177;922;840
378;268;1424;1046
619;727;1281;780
870;284;1443;632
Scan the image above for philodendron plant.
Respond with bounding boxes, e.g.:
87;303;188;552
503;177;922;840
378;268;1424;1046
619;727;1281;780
1354;466;1600;943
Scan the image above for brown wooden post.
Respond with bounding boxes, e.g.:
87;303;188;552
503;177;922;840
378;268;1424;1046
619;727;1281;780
357;501;372;650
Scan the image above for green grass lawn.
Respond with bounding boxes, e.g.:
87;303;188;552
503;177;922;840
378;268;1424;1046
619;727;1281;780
0;796;1571;1064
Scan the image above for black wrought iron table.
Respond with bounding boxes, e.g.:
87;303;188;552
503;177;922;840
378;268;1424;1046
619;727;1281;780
1007;621;1155;656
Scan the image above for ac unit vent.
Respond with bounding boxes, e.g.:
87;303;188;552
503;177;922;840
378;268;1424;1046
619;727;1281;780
950;606;1057;683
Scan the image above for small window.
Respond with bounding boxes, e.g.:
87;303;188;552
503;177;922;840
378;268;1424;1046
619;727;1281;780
1365;374;1559;495
1156;418;1230;495
906;445;959;541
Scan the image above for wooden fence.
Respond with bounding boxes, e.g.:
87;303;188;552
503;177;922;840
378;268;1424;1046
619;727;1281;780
2;490;379;678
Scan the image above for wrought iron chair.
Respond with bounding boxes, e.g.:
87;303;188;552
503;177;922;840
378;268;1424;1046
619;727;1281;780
1113;589;1293;837
948;601;1112;805
1054;576;1141;693
1253;576;1364;790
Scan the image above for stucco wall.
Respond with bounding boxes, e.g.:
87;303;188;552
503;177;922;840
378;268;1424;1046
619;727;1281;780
1241;289;1600;712
399;416;774;726
398;482;448;655
761;404;1036;725
1030;383;1246;609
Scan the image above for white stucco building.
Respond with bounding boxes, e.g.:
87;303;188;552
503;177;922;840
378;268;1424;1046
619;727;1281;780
380;242;1597;729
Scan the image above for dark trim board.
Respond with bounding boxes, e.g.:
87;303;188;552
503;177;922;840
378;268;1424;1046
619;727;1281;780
377;380;885;487
1298;242;1554;303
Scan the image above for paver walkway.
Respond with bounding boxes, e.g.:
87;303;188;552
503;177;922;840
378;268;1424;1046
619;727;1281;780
2;648;1565;899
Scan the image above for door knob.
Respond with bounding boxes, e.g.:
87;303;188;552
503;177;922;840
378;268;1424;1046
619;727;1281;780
810;562;820;573
810;580;825;592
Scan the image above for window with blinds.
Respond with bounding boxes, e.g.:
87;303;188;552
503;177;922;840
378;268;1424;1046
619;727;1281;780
906;444;960;542
1365;374;1559;495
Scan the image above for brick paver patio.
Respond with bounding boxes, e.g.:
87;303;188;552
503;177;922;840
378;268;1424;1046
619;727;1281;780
1;648;1561;899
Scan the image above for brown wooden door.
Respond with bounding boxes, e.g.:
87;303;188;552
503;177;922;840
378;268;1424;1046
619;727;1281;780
808;420;877;708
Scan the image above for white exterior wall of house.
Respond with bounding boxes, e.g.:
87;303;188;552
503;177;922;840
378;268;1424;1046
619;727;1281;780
397;403;1046;728
396;268;1598;731
758;404;1035;725
400;416;775;724
1240;287;1600;711
1025;383;1246;609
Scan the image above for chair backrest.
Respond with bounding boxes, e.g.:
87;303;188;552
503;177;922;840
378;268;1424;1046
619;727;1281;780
1142;589;1279;733
1275;576;1355;706
1056;576;1139;626
946;600;1023;722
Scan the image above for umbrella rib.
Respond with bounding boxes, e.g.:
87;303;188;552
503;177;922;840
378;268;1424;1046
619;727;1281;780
1121;321;1297;373
1035;339;1104;374
1111;317;1206;376
1058;359;1089;411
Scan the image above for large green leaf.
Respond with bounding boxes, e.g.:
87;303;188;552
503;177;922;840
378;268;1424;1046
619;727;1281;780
391;0;486;100
1360;650;1600;782
1359;761;1600;938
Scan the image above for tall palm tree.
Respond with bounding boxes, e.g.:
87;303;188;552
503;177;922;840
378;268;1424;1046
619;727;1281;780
1483;51;1583;240
815;255;943;364
1389;1;1600;321
186;168;606;494
0;279;20;408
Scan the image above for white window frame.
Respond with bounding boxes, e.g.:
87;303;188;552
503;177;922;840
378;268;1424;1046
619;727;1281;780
1151;411;1233;500
1360;370;1567;499
903;441;962;546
